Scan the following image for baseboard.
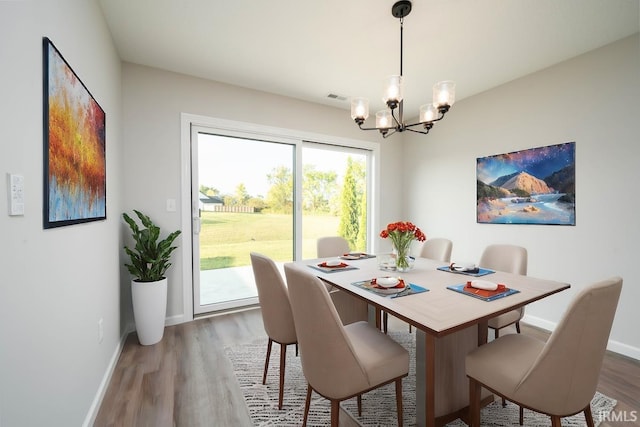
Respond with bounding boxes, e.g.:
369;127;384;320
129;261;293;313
523;314;640;361
82;327;131;427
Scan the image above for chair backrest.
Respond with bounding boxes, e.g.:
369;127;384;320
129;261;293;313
284;263;369;398
515;277;622;416
317;236;350;258
479;244;528;275
250;252;297;345
420;238;453;262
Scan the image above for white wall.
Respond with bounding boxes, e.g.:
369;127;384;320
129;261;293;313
405;34;640;359
0;1;123;425
121;64;405;323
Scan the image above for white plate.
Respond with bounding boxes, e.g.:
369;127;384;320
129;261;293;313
376;277;400;288
324;259;342;267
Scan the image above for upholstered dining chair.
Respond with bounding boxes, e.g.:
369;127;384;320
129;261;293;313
249;252;298;410
284;263;409;427
316;236;369;326
317;236;351;258
419;237;453;263
466;277;622;427
479;244;528;339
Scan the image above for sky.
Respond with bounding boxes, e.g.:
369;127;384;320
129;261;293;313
197;134;365;197
476;142;575;183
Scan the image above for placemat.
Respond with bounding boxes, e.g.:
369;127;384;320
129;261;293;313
437;265;495;277
339;252;377;260
308;262;359;273
447;283;519;301
352;279;429;297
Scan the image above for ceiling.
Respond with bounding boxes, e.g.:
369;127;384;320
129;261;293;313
98;0;639;118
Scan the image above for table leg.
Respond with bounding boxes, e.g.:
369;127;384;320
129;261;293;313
415;330;436;427
477;319;488;346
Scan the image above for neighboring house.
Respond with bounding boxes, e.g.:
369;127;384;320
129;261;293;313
199;192;224;211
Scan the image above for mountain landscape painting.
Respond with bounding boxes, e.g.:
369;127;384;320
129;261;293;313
477;142;575;225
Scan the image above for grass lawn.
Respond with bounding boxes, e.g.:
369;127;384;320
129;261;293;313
199;211;341;269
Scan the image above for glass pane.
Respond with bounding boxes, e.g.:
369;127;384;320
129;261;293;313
301;144;369;259
197;133;294;308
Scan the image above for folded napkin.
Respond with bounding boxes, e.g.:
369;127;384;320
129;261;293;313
447;282;518;301
467;280;501;291
464;281;507;298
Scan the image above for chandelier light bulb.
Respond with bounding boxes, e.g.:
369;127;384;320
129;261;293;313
351;97;370;120
383;75;403;107
376;110;393;128
419;103;438;122
433;80;456;108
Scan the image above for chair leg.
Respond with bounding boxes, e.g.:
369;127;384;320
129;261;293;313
494;328;500;339
584;404;595;427
278;343;287;410
295;343;299;356
357;394;362;416
519;406;524;425
303;384;312;427
395;378;404;427
515;321;521;334
502;397;506;407
383;312;388;334
551;415;562;427
468;378;481;427
263;338;273;385
331;399;340;427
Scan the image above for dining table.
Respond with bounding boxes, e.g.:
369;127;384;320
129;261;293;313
295;255;570;427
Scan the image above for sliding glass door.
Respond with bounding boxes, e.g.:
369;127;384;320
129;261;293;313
191;126;373;315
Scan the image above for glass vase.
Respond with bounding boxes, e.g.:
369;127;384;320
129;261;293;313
393;243;414;272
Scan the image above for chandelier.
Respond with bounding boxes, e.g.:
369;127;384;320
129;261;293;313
350;0;456;138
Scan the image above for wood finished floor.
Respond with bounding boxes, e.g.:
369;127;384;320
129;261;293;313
94;309;640;426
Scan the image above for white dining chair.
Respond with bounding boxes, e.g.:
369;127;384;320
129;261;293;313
466;277;622;427
316;236;368;325
250;252;298;410
285;263;409;427
479;244;528;339
419;238;453;263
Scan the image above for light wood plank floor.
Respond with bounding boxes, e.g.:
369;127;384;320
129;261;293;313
95;309;639;426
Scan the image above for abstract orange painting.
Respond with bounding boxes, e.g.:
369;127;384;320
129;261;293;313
43;38;106;228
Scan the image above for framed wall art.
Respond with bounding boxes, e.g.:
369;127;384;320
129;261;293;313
43;37;106;229
476;142;575;225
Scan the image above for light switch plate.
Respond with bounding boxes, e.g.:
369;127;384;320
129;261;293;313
7;173;24;216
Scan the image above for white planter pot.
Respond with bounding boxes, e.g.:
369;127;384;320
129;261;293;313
131;278;167;345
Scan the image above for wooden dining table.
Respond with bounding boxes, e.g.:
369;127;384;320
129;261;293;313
294;256;570;427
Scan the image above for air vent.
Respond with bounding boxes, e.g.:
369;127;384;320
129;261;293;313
326;93;348;101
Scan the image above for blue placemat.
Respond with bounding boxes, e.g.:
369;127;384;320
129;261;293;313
437;266;495;277
352;280;429;298
392;283;429;298
308;263;359;273
447;283;519;301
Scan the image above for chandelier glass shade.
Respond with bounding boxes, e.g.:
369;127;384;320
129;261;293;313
350;1;456;138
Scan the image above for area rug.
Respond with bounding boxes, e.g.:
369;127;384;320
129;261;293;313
225;332;617;426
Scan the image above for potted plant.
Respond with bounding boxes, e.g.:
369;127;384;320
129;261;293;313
123;210;181;345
